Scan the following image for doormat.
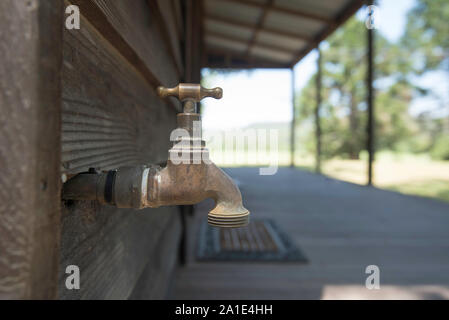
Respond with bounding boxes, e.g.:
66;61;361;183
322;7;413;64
196;218;308;262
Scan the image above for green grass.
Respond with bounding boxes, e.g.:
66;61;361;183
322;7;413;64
386;180;449;203
316;155;449;203
210;149;449;203
319;157;449;203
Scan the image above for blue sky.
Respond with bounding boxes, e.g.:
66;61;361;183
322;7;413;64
202;0;446;130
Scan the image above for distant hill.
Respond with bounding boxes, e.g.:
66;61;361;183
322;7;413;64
203;122;291;151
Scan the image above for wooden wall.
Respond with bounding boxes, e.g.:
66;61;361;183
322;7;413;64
1;0;192;299
59;0;185;299
0;0;62;299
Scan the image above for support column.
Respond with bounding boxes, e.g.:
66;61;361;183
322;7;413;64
290;67;296;167
184;0;202;84
180;0;203;265
315;47;322;173
366;2;375;185
0;0;62;298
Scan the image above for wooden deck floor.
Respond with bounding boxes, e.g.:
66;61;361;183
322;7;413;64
169;168;449;299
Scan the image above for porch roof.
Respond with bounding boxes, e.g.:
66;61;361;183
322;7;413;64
202;0;364;69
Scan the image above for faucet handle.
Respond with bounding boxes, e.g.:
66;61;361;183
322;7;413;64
157;83;223;103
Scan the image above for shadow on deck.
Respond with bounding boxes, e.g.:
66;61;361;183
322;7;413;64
169;168;449;299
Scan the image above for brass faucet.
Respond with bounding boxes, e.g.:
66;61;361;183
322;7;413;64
63;83;250;228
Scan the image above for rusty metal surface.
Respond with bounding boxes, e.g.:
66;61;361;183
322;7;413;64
157;83;223;103
148;159;250;228
144;83;249;227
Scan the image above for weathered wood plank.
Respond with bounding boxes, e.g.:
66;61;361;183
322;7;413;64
0;0;62;299
129;211;182;299
185;0;203;82
70;0;180;89
155;0;184;74
59;202;179;299
59;13;180;299
171;0;183;39
62;14;177;173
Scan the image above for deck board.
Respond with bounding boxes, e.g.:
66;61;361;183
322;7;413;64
170;168;449;299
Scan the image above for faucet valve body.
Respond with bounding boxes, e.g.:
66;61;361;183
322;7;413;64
62;83;249;228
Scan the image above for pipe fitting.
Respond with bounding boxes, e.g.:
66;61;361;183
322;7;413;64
62;161;249;228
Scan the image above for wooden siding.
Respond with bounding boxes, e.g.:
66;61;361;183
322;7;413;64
59;1;183;299
61;15;176;173
0;0;62;299
1;0;189;299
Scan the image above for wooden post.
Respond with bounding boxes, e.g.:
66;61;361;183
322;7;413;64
315;47;322;173
184;0;193;82
180;0;203;265
366;2;375;185
184;0;202;83
290;67;296;167
0;0;62;298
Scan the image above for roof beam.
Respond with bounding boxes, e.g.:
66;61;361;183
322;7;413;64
206;14;311;42
207;30;293;54
221;0;332;23
205;48;289;68
289;0;364;67
246;0;273;54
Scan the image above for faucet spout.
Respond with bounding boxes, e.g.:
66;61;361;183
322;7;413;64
205;163;249;227
144;160;249;227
